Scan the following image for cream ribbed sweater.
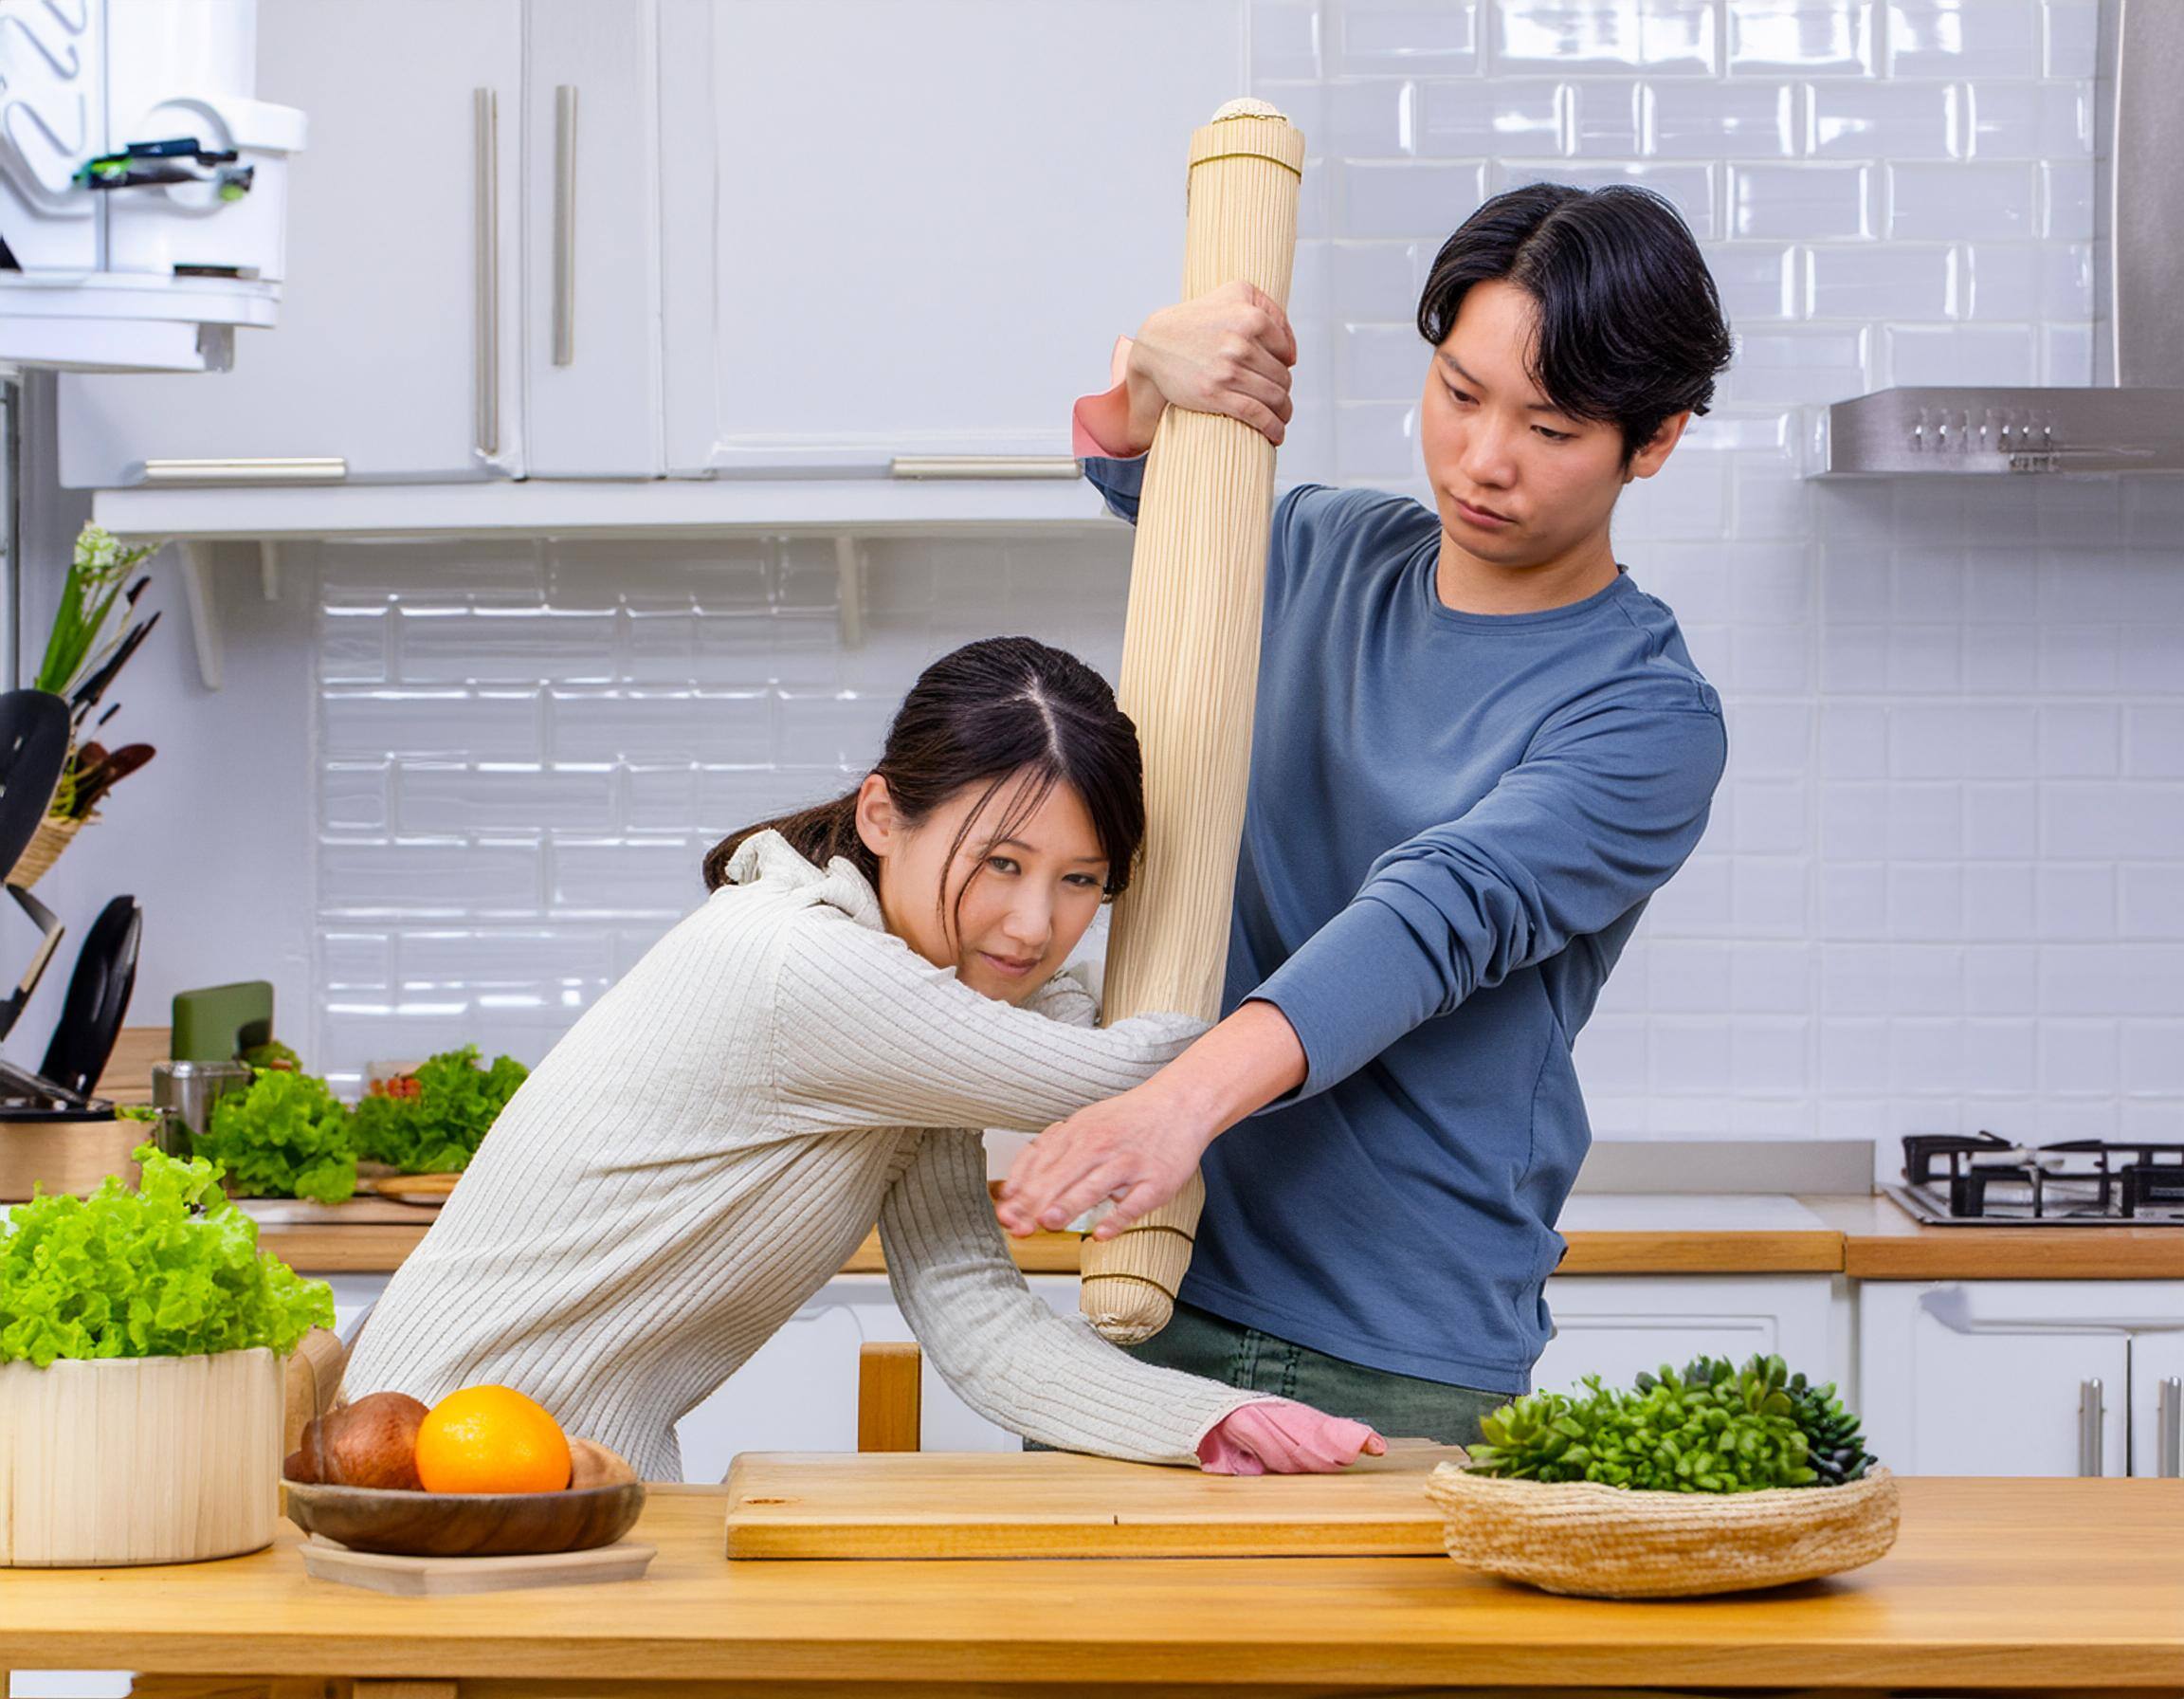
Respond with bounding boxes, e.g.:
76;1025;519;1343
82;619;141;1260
341;831;1263;1480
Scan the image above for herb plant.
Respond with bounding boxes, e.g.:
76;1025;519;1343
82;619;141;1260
1467;1354;1877;1492
0;1145;334;1367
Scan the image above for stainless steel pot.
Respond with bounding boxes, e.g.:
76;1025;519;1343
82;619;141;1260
150;1059;254;1157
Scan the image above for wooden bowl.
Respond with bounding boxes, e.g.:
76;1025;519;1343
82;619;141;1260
282;1479;646;1557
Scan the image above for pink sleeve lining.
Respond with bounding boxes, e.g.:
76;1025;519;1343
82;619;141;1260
1070;333;1146;461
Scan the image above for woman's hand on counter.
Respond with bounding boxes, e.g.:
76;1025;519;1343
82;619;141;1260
1199;1399;1386;1475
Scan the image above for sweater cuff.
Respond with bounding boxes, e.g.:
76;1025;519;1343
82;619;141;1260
1247;896;1443;1102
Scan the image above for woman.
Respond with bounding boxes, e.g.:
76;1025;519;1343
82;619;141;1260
344;637;1381;1480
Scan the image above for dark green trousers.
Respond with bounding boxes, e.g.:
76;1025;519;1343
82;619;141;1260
1028;1299;1509;1450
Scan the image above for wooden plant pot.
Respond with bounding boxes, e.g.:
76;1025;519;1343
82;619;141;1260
0;1347;284;1565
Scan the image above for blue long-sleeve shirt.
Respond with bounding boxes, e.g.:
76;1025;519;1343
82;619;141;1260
1086;456;1726;1393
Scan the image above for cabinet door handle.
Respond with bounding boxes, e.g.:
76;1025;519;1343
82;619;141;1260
141;458;347;485
553;84;578;367
889;456;1083;481
2161;1378;2182;1479
2079;1378;2105;1476
473;86;500;458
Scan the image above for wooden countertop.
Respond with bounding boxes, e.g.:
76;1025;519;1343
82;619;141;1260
7;1478;2180;1691
252;1196;2184;1282
1804;1195;2184;1281
250;1211;1848;1277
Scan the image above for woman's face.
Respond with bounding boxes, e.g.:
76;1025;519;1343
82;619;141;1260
856;768;1113;1005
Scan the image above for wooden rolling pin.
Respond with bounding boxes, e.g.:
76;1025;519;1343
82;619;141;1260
1081;99;1303;1344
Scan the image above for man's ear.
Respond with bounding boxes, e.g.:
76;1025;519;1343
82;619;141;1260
853;772;897;858
1625;411;1692;484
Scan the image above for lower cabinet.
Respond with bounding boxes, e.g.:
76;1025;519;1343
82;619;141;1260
672;1274;1074;1482
1533;1274;1845;1401
1858;1281;2184;1477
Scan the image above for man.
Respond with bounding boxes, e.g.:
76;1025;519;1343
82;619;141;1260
996;183;1733;1443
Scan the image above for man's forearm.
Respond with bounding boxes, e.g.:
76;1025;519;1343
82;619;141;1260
1146;998;1307;1140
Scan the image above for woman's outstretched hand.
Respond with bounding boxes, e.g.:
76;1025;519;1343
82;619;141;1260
1198;1399;1387;1475
995;1079;1214;1238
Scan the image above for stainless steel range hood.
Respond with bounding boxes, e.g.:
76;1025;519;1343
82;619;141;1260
1816;0;2184;476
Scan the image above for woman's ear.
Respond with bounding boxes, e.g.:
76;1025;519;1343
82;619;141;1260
853;773;897;859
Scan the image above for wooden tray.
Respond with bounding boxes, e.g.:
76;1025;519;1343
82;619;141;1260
723;1440;1468;1560
300;1533;656;1595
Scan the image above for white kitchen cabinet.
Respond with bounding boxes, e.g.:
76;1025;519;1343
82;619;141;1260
60;0;527;485
520;0;664;478
2129;1328;2184;1480
672;1273;1080;1483
657;0;1249;475
60;0;665;489
1858;1281;2184;1477
1533;1274;1840;1401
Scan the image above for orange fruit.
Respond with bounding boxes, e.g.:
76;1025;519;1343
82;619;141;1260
413;1384;572;1495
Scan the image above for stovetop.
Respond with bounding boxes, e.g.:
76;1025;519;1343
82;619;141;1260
1886;1131;2184;1226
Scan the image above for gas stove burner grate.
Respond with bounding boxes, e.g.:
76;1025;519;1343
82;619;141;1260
1890;1131;2184;1225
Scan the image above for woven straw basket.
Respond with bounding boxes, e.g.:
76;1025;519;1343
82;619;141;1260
9;813;90;888
1425;1462;1901;1599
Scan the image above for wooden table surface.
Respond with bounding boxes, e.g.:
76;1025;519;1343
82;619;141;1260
8;1478;2181;1694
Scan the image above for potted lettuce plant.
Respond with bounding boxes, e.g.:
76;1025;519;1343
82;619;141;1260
0;1145;334;1565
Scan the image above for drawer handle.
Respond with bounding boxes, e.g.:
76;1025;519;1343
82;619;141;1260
140;458;348;485
2161;1377;2181;1479
2079;1378;2104;1476
889;455;1082;480
474;86;500;457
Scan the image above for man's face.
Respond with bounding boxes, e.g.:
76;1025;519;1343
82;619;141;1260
1418;278;1670;573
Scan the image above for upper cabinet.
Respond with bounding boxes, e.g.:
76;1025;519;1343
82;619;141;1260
61;0;665;489
657;0;1247;476
61;0;1250;502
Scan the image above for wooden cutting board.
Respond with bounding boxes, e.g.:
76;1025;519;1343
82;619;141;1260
722;1441;1468;1560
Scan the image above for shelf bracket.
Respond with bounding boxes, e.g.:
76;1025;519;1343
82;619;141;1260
834;534;866;651
175;539;224;690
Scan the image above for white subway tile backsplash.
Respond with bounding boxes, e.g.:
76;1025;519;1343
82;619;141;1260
398;763;620;834
1336;1;1481;74
1963;82;2090;160
1417;78;1568;155
1496;159;1717;237
547;839;705;917
1806;244;1953;320
302;1;2178;1135
322;689;543;763
1647;81;1798;156
398;609;620;685
1492;0;1720;75
1338;160;1488;237
1886;0;2043;80
1883;324;2037;389
1887;162;2038;241
1807;81;1955;160
1727;0;1878;75
321;764;391;833
1326;78;1414;155
2036;864;2116;940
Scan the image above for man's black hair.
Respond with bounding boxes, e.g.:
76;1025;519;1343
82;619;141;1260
1416;182;1734;466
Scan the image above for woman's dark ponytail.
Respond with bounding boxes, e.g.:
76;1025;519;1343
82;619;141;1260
702;637;1146;914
